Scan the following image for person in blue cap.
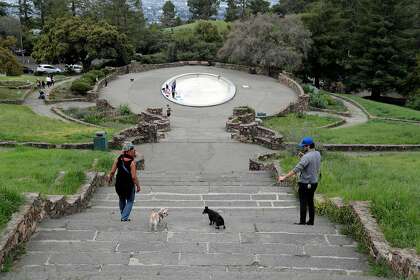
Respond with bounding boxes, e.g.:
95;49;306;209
278;137;321;225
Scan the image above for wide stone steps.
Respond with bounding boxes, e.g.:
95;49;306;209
0;171;384;280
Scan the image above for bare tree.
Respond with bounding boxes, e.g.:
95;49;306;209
218;14;312;72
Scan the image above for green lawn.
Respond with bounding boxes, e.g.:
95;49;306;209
279;152;420;253
341;94;420;121
0;88;27;100
166;20;231;34
0;104;116;143
264;114;341;142
0;147;114;230
264;115;420;144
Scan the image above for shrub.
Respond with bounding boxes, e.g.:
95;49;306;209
0;47;23;76
70;80;92;94
406;91;420;110
309;91;328;109
118;104;131;116
140;52;168;64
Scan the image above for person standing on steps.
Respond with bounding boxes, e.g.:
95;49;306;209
107;142;141;222
278;137;321;226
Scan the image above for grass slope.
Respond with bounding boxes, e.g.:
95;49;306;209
280;152;420;253
0;104;115;143
342;95;420;121
0;147;114;230
166;20;230;34
264;115;420;144
0;88;27;100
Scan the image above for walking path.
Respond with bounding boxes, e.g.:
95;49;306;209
308;96;369;129
1;68;383;279
23;77;95;121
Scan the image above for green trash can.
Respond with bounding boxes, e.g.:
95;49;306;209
93;131;108;151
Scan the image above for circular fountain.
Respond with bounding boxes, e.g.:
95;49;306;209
161;73;236;107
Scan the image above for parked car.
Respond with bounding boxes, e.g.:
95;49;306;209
36;64;63;74
22;66;34;74
65;64;83;74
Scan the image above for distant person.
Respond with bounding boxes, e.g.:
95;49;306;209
171;80;176;94
41;80;46;89
278;137;321;226
107;142;141;222
38;90;45;99
51;75;55;86
166;104;171;117
105;79;108;87
36;79;41;89
46;76;52;87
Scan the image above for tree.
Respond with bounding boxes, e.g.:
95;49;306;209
161;1;176;27
271;0;312;15
224;0;240;21
248;0;270;15
0;36;22;76
218;14;312;73
32;16;133;69
406;54;420;109
187;0;220;20
0;1;8;16
348;0;417;98
301;0;348;88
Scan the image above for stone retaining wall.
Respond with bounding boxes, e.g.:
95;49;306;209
44;172;104;218
278;73;309;115
0;193;44;270
0;172;105;270
227;107;283;150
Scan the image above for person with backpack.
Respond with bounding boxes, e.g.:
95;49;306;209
107;142;141;222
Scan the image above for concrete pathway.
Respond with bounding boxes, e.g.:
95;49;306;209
23;77;95;121
308;96;369;129
1;67;383;279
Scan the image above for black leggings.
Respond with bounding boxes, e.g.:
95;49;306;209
298;182;318;224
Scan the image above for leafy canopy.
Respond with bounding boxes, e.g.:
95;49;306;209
32;16;133;69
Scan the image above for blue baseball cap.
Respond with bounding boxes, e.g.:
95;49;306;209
298;137;314;148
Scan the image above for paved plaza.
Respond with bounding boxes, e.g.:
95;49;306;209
1;67;382;279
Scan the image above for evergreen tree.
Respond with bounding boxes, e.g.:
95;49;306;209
187;0;220;20
271;0;312;15
161;1;176;27
302;0;347;88
247;0;270;15
349;0;417;98
0;1;8;16
224;0;239;21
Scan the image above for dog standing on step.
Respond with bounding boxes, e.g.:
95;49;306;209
202;206;226;229
149;208;168;231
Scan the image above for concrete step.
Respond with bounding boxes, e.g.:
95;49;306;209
0;265;385;280
96;186;295;195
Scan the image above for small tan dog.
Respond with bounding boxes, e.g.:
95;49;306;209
149;208;169;231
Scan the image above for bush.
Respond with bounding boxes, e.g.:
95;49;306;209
118;104;131;116
139;52;168;64
70;80;92;94
406;91;420;110
0;47;23;76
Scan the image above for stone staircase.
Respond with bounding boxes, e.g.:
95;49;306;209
1;171;384;280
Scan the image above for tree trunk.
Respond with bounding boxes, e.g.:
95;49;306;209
71;1;76;16
371;87;381;100
314;76;320;88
